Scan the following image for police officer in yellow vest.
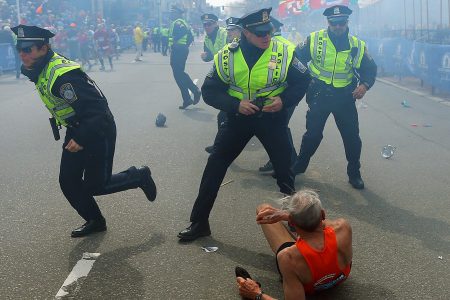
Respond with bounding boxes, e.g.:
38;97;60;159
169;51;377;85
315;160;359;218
177;8;311;241
169;6;201;109
11;25;157;237
160;24;169;56
291;5;377;189
200;13;227;62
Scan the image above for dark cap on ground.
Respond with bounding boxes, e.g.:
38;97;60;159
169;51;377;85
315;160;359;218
11;24;55;48
226;17;240;30
271;17;283;30
238;8;272;33
155;113;167;127
323;5;352;21
201;13;218;23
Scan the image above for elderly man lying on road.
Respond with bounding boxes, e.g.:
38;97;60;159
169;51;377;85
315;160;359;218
236;189;353;300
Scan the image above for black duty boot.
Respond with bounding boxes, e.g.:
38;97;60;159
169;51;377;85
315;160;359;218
193;88;201;105
349;176;365;189
71;218;107;238
178;221;211;241
258;161;273;173
179;99;193;109
138;166;157;201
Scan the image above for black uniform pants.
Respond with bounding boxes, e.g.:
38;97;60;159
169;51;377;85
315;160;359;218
59;122;141;222
190;113;295;223
170;44;198;105
296;90;362;177
161;37;169;56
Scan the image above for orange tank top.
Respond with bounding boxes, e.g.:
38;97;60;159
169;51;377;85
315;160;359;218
295;226;351;294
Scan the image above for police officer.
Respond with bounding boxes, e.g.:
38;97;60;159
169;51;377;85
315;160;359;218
169;6;201;109
11;25;157;237
200;13;227;62
259;17;297;174
225;17;241;42
203;16;239;154
177;8;311;241
291;5;377;189
160;24;169;56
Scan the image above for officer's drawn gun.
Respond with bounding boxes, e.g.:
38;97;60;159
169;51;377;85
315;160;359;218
49;117;60;141
250;97;273;117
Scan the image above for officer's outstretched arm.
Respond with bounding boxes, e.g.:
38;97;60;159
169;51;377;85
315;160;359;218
278;56;311;108
201;65;240;113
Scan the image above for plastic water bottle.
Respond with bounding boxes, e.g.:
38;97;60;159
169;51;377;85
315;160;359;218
401;100;411;108
381;145;396;159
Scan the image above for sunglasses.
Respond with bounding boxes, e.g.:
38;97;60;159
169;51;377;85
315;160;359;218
252;30;271;37
16;45;34;53
329;20;347;26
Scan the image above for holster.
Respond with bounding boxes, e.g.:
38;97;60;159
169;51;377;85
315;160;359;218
49;117;61;141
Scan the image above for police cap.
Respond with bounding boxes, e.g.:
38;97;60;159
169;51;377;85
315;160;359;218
11;24;55;48
225;17;240;30
238;8;272;33
323;5;352;22
271;17;283;31
201;13;218;24
155;113;167;127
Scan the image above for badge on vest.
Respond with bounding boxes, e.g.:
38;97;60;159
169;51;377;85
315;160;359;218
268;58;277;70
60;83;78;103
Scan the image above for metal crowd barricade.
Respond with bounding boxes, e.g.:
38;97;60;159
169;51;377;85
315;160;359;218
0;43;16;75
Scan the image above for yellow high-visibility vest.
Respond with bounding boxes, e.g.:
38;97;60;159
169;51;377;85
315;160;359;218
214;40;294;101
309;29;365;88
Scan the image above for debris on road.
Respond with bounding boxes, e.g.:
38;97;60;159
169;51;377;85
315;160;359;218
220;180;234;187
202;246;218;253
381;145;396;159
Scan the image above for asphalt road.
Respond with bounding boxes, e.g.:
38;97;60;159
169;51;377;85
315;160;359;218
0;44;449;300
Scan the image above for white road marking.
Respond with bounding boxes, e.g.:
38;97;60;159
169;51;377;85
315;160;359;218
189;78;199;98
55;252;101;299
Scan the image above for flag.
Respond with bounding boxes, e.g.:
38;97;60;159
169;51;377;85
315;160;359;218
309;0;349;9
36;4;43;14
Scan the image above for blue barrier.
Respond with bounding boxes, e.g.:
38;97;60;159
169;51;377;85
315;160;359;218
363;37;450;93
0;43;16;72
119;34;134;50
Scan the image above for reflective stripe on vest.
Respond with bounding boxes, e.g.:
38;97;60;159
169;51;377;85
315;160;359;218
36;53;80;127
169;18;188;46
214;40;293;100
204;27;227;55
309;29;365;88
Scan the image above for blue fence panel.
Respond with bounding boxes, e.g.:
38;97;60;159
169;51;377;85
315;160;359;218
362;37;450;93
0;43;16;72
119;34;134;50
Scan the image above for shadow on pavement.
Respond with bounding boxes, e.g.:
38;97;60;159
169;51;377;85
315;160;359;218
67;233;165;299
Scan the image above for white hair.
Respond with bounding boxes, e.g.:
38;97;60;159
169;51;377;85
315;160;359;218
282;189;323;232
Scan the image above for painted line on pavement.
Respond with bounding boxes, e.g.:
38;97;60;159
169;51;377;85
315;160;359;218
377;78;450;106
55;252;101;299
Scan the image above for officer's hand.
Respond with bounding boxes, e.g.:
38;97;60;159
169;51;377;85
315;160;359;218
239;100;259;115
200;52;208;60
352;84;368;99
262;96;283;113
65;139;84;153
236;277;262;300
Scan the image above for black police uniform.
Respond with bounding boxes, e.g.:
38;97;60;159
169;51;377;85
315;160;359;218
178;8;311;241
13;25;157;237
169;8;201;109
292;6;377;189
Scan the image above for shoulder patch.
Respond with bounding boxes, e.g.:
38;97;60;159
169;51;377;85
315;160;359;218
292;57;308;73
59;83;78;103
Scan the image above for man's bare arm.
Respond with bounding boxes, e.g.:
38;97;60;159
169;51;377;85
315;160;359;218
278;252;306;300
